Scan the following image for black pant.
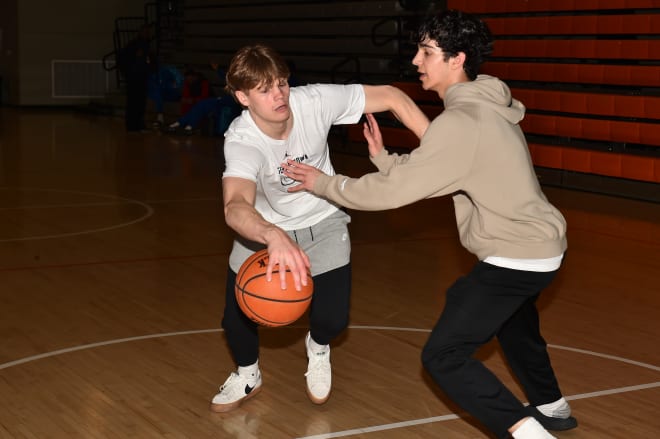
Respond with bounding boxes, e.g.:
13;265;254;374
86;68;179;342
125;77;148;131
222;263;352;366
421;262;563;439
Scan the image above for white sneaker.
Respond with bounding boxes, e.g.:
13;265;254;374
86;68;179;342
152;113;164;128
210;368;262;413
304;332;331;404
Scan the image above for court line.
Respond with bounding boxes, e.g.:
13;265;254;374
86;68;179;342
0;252;227;272
297;414;462;439
144;197;219;204
2;325;658;373
0;188;154;242
296;326;660;438
1;325;658;439
0;201;139;211
549;344;660;372
0;329;222;370
296;383;660;439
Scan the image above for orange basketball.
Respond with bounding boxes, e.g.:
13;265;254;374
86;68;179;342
235;249;313;327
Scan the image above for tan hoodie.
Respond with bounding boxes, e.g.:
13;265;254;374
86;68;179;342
314;75;567;260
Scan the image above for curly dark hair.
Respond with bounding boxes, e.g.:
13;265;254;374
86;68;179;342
414;9;494;80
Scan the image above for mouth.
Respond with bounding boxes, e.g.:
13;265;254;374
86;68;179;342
274;104;288;113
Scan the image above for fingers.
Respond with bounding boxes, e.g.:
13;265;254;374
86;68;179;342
281;159;320;193
365;113;376;132
282;159;312;174
281;160;305;192
266;249;309;291
363;121;373;140
294;252;312;291
366;114;381;137
267;254;300;290
363;114;378;138
281;160;297;176
363;114;384;157
265;261;274;283
279;263;294;290
363;115;375;140
281;160;299;180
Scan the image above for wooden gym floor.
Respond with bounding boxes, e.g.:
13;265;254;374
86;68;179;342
0;107;658;438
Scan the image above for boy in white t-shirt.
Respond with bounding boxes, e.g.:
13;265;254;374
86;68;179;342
210;44;429;412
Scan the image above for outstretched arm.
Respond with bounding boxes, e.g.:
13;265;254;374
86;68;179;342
284;113;383;192
284;113;386;192
362;85;429;140
284;114;469;212
223;176;310;290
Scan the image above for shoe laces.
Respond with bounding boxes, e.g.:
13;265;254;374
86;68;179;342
218;372;241;394
305;349;330;380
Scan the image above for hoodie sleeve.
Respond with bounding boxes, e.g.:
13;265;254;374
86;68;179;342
314;111;477;211
366;148;412;175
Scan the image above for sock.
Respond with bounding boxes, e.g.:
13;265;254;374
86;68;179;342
169;121;180;128
537;397;571;418
511;418;557;439
237;360;259;379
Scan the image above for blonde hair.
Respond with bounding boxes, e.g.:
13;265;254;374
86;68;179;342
225;44;290;97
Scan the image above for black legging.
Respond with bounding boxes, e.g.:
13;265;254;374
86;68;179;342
222;263;352;366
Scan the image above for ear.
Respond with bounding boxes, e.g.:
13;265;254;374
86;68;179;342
451;52;466;71
235;90;250;107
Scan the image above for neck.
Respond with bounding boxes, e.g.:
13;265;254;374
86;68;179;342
252;113;293;140
439;75;470;100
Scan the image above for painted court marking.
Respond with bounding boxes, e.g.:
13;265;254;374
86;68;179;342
0;188;154;242
0;325;658;438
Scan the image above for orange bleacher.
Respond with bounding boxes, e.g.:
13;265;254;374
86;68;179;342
344;3;660;185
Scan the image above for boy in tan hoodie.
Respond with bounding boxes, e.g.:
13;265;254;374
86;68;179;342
283;9;577;439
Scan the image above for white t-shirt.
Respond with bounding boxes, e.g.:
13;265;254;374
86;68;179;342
484;254;563;272
222;83;365;230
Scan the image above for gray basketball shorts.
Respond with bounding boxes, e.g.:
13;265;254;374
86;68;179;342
228;209;351;276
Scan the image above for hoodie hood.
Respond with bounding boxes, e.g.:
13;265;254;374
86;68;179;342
444;75;525;124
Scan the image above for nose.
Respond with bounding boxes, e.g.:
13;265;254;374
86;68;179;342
272;86;284;100
412;49;422;67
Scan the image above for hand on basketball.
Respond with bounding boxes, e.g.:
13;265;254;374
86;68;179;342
236;249;313;327
281;160;325;193
363;113;384;158
264;231;311;291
